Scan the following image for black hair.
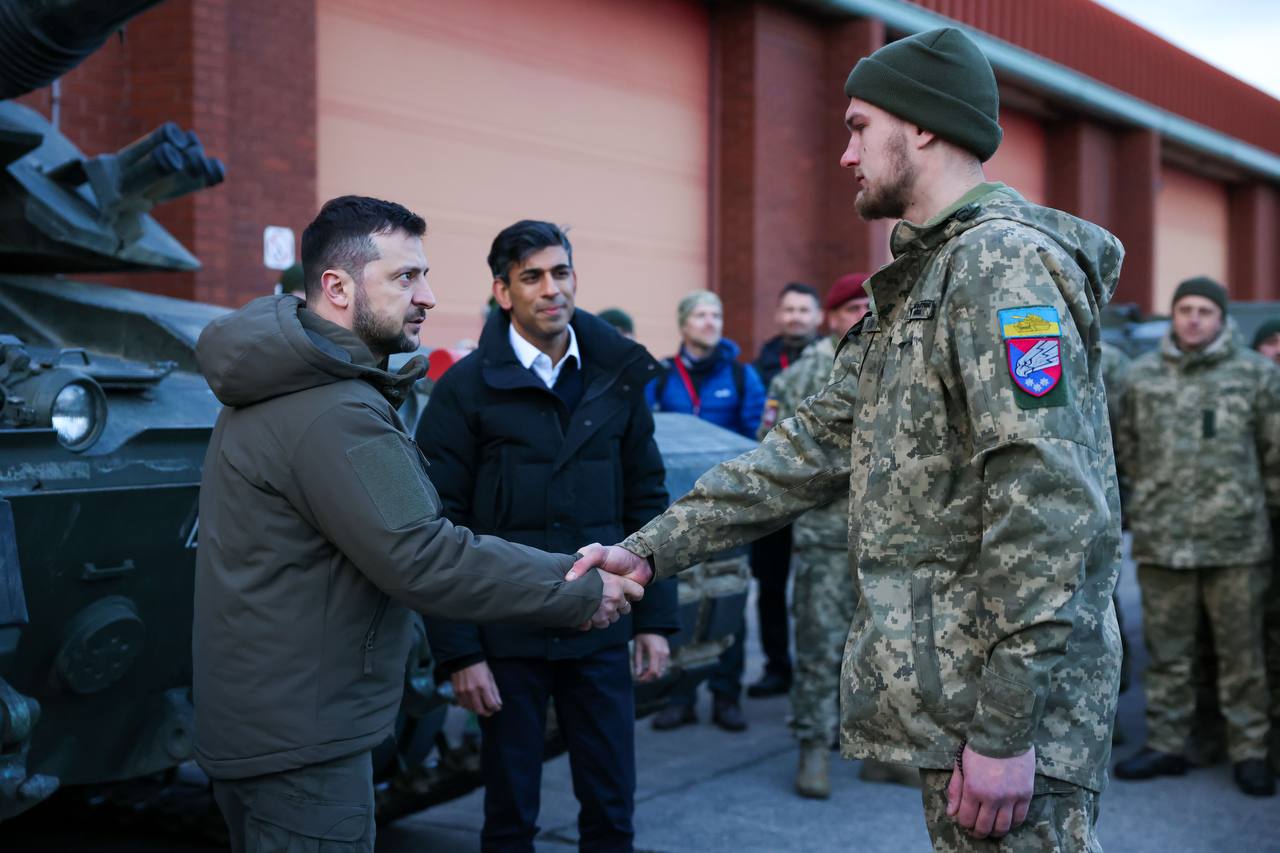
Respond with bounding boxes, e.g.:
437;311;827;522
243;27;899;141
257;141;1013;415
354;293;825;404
301;195;426;301
779;281;820;305
487;220;573;282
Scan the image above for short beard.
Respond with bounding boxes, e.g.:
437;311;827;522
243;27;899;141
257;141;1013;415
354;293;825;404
352;280;418;361
855;129;916;221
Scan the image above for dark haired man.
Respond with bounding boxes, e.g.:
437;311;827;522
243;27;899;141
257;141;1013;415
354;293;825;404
193;198;639;853
418;220;678;852
747;281;824;699
573;27;1126;848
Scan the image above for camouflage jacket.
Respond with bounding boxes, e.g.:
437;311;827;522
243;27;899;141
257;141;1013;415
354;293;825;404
1115;322;1280;568
623;185;1124;791
759;335;849;550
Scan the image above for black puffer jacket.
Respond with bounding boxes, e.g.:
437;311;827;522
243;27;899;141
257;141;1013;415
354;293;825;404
418;309;679;672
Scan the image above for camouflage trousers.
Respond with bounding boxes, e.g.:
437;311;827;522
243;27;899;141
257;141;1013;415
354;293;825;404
1137;563;1271;761
919;770;1101;852
1268;548;1280;768
788;544;857;744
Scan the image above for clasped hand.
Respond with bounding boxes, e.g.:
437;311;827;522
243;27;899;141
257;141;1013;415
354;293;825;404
947;743;1036;840
567;543;654;631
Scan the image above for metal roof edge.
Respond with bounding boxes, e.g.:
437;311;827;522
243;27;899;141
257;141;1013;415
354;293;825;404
807;0;1280;183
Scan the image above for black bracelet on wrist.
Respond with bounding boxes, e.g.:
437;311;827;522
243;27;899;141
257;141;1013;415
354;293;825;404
954;739;967;772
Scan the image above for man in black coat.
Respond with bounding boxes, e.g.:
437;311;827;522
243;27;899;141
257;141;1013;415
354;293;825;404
417;220;679;853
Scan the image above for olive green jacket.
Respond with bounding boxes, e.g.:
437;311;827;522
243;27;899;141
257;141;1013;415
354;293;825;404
624;186;1124;791
193;296;602;780
1115;322;1280;569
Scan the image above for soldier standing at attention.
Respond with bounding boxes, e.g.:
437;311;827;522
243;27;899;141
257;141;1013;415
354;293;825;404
1253;317;1280;774
571;27;1125;849
1114;276;1279;797
759;273;872;800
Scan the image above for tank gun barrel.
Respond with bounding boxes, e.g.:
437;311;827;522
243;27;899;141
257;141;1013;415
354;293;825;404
0;0;166;99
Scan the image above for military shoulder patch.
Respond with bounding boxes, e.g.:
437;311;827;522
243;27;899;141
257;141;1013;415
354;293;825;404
998;306;1066;409
760;399;780;431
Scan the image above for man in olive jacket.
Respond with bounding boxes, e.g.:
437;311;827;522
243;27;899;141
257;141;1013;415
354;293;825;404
194;198;637;853
573;28;1124;850
418;220;678;852
1114;276;1280;797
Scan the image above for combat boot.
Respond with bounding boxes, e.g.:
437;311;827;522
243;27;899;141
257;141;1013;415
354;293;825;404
1233;759;1276;797
795;741;831;799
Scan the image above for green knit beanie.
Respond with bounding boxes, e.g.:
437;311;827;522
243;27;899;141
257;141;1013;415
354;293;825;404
844;27;1002;162
1251;317;1280;350
1172;276;1228;315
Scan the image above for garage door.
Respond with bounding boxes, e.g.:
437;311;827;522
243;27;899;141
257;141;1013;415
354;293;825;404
1155;165;1228;313
318;0;710;357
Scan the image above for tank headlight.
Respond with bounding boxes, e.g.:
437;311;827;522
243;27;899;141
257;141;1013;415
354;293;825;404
11;369;108;451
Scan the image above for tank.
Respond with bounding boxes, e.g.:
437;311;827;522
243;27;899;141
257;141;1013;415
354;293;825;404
0;1;753;834
0;0;226;824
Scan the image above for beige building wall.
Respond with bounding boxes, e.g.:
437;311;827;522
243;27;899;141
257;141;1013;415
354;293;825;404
317;0;710;358
1154;165;1229;312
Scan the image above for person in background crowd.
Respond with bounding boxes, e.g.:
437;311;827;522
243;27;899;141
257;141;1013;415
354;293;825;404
417;220;679;852
1115;276;1279;798
1252;317;1280;365
598;307;636;340
758;273;881;799
1253;315;1280;774
646;289;765;732
748;282;825;698
276;261;304;296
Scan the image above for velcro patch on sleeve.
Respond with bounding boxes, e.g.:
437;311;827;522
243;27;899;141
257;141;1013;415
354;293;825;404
347;433;432;529
998;306;1066;409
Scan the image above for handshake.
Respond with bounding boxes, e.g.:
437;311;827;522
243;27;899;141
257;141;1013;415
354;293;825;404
568;543;656;631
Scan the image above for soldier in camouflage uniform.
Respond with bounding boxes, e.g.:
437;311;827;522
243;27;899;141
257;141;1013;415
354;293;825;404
1252;318;1280;773
758;273;871;799
1114;277;1279;797
571;28;1124;850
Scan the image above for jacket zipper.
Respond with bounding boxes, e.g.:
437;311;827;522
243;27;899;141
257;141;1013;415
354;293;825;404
363;595;390;675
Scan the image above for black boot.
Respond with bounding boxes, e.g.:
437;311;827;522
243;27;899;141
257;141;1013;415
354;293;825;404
651;703;697;731
746;670;792;698
1114;747;1190;780
1233;759;1276;797
712;694;747;732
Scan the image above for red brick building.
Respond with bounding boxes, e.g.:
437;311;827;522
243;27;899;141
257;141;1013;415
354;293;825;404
21;0;1280;357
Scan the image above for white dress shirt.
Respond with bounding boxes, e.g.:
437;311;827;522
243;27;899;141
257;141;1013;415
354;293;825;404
508;322;580;389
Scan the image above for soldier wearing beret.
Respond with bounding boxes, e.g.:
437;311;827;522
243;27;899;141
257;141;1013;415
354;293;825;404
573;27;1125;850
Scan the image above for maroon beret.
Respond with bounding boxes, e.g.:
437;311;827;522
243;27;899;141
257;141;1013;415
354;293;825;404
825;273;870;311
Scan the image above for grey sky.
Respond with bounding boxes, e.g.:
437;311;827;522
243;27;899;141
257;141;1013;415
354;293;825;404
1092;0;1280;99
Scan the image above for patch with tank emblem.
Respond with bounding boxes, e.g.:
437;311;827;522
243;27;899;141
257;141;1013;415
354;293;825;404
999;306;1066;409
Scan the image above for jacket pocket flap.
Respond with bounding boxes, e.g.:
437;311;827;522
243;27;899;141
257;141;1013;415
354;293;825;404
251;794;369;842
978;665;1037;718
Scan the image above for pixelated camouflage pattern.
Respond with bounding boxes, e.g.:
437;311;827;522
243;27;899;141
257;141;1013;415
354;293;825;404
1098;340;1128;435
790;544;857;744
1115;323;1280;569
1138;562;1271;761
919;769;1101;852
623;186;1124;791
759;335;849;549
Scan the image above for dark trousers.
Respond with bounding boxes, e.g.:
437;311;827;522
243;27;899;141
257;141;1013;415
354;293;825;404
211;751;374;853
667;617;746;707
751;525;793;679
479;645;636;853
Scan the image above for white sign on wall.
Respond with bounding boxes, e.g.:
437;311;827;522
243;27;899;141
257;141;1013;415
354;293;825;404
263;226;296;270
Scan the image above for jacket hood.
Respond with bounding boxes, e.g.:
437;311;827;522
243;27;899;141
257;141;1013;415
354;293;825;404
1160;317;1240;367
196;294;426;408
891;185;1125;310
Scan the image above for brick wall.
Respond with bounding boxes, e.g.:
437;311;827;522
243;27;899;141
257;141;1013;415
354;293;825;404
15;0;316;308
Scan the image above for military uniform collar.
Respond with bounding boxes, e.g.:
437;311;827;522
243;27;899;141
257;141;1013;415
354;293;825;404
1161;319;1238;367
889;182;1013;258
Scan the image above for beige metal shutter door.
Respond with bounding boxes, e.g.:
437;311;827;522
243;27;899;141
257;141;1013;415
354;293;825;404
317;0;710;357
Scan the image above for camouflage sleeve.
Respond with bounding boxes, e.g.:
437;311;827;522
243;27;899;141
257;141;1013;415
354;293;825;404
621;344;857;578
1256;361;1280;513
942;227;1118;760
